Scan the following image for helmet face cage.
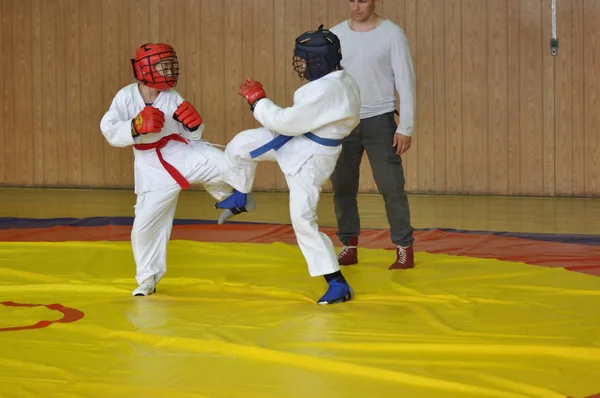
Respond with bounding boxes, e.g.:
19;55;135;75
138;51;179;87
292;53;327;81
153;57;179;78
132;45;180;89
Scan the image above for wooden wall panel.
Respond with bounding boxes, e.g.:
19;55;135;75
571;0;586;195
415;0;434;192
2;0;14;186
1;0;600;197
30;0;44;186
584;0;600;195
403;0;418;192
444;0;463;193
519;0;544;195
507;0;522;194
223;0;245;151
40;0;57;185
555;0;574;195
80;0;105;187
432;0;446;193
66;0;82;186
0;1;5;185
462;0;489;194
542;0;556;195
487;0;509;195
13;0;34;186
102;0;122;187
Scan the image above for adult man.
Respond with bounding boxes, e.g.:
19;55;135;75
330;0;416;270
100;43;238;296
215;25;361;304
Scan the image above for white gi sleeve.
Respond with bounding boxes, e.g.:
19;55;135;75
99;94;136;147
390;27;416;137
251;84;331;136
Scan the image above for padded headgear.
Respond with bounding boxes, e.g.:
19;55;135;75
131;43;179;90
293;25;342;81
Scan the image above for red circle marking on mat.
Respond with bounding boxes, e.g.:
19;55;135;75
0;301;84;332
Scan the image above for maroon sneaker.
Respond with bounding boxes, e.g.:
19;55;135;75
338;236;358;266
389;245;415;270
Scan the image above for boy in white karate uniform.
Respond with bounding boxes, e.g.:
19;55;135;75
215;26;361;304
100;43;235;296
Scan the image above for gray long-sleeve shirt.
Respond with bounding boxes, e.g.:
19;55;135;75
331;19;416;137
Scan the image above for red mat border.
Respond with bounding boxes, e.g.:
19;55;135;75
1;223;599;277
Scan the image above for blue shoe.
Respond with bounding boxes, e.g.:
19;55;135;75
215;190;255;224
215;189;247;209
317;278;354;305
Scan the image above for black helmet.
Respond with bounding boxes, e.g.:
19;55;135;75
293;25;342;81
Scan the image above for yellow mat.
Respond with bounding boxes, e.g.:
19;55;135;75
1;240;600;398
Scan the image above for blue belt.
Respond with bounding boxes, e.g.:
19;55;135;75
249;132;342;159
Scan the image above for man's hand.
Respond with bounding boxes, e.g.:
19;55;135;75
393;133;412;156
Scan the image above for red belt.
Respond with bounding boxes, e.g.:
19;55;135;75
133;134;190;190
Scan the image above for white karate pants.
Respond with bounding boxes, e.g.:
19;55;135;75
223;127;340;277
131;141;232;285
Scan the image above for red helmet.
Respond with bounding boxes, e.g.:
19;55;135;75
131;43;179;90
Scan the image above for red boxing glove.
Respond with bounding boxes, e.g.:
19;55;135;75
239;78;266;110
131;106;165;136
173;101;203;132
